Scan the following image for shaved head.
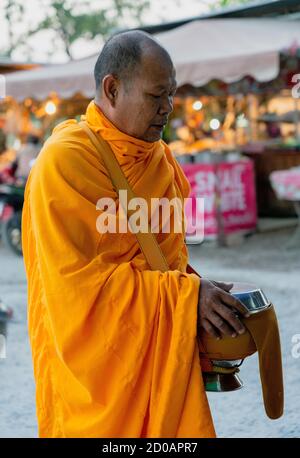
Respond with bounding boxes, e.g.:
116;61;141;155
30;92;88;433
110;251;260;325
93;30;177;142
94;30;173;92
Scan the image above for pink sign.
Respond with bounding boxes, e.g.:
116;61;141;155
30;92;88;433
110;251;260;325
182;160;257;239
270;167;300;201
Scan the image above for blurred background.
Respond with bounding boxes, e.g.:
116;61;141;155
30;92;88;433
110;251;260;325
0;0;300;438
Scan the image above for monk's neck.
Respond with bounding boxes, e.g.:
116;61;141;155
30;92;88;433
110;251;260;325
93;99;110;122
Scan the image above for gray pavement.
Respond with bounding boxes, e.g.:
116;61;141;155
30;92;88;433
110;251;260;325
0;228;299;437
190;229;300;438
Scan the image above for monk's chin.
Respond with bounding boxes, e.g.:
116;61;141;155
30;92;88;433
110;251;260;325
143;128;163;142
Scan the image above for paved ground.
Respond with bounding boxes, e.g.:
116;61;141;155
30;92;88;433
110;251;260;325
190;229;300;438
0;227;299;437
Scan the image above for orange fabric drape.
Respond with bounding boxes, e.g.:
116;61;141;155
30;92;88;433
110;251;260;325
22;100;215;438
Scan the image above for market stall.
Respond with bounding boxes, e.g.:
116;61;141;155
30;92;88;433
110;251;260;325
2;18;300;239
160;20;300;225
183;155;257;241
270;166;300;247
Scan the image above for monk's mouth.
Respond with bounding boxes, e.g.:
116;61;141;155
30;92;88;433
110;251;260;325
151;124;165;130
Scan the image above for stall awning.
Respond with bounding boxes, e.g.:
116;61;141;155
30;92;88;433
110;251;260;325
0;58;39;74
5;54;97;101
5;19;300;101
157;19;300;86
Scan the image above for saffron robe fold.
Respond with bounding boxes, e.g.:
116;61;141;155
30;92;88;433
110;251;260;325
22;100;215;438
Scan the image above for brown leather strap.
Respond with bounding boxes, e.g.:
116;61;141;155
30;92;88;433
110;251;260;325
79;121;170;272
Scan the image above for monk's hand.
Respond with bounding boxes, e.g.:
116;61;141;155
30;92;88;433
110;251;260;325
210;280;233;292
197;278;250;339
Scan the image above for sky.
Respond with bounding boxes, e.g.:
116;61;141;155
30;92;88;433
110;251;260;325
0;0;229;63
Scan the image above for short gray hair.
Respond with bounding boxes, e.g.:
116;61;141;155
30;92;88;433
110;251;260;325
94;30;166;91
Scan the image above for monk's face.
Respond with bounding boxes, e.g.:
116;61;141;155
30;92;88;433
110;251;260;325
102;50;177;143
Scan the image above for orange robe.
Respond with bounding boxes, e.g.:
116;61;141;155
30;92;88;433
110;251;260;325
22;100;216;438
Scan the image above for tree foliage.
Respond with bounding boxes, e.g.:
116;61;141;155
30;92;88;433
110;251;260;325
2;0;25;58
211;0;253;9
1;0;255;61
1;0;150;60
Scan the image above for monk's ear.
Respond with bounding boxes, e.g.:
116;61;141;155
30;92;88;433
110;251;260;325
102;74;119;107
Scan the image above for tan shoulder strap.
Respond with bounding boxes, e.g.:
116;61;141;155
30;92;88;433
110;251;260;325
79;120;169;272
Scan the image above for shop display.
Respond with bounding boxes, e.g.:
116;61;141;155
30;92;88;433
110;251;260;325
182;155;257;240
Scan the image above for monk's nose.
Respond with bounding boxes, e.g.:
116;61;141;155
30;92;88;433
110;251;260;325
158;96;173;116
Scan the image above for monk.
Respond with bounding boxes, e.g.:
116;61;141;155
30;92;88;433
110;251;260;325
22;30;249;438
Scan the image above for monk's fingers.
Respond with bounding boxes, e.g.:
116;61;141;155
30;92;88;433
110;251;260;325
214;304;246;336
200;318;220;340
211;280;233;292
217;289;250;317
207;310;239;338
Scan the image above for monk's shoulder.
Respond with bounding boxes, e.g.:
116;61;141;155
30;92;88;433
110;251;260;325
44;119;97;162
29;119;113;199
34;119;106;178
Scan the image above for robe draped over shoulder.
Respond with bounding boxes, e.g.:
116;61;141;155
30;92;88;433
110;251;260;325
22;101;215;438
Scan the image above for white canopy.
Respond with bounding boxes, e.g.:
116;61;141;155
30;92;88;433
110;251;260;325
5;55;97;101
157;19;300;86
5;19;300;101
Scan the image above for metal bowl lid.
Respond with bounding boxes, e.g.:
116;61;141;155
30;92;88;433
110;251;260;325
230;282;271;314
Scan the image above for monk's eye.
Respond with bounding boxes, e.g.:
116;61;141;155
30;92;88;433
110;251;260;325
149;94;161;99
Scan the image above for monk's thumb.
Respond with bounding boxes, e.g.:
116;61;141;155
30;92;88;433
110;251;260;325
213;280;233;291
